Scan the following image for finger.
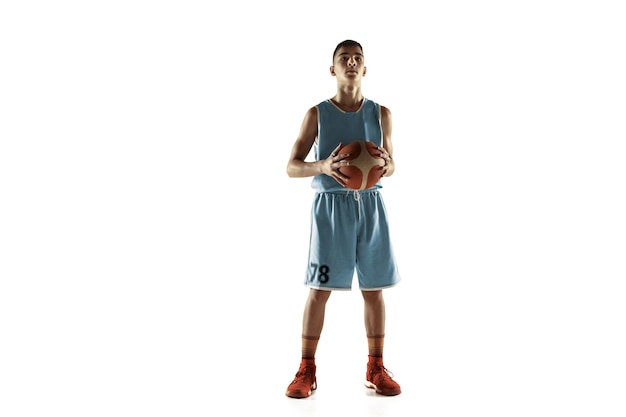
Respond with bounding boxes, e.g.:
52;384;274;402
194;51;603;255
332;173;348;186
333;170;349;181
330;143;343;159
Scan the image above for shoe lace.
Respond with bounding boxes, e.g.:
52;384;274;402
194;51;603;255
293;365;315;383
381;367;395;380
370;363;395;381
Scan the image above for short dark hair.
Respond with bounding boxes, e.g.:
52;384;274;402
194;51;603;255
332;40;363;60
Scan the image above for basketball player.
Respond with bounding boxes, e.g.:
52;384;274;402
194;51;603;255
284;40;401;398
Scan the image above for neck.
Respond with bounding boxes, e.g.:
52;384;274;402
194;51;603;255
332;87;364;111
335;84;362;101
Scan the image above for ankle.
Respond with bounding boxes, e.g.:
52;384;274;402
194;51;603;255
368;354;383;364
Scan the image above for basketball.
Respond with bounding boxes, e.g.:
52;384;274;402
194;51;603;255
337;140;385;190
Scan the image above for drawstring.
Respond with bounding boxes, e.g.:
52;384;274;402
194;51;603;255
351;190;362;221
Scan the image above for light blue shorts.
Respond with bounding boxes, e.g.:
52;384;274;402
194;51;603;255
305;189;401;291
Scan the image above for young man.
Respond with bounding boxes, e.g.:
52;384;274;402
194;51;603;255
284;40;402;398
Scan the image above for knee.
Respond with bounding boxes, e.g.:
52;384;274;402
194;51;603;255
361;290;384;304
308;289;331;305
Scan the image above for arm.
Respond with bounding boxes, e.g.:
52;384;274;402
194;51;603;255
286;106;350;184
379;105;396;177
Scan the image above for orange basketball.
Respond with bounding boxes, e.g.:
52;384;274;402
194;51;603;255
338;140;385;190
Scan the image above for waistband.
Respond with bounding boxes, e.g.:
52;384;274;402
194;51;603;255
314;188;380;196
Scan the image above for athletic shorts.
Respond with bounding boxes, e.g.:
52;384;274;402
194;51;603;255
304;189;401;291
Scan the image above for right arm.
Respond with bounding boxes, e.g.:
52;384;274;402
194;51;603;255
286;106;349;184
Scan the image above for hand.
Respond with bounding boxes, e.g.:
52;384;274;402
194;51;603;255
377;146;392;176
323;143;351;186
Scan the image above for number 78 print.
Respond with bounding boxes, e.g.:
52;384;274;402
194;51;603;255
308;263;330;284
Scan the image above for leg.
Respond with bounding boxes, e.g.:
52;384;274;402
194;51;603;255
362;289;401;396
286;289;331;398
301;288;332;358
362;289;385;356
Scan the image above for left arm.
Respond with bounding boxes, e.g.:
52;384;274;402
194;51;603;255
379;105;395;177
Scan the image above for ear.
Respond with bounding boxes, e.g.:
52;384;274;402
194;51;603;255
330;65;336;76
363;66;367;76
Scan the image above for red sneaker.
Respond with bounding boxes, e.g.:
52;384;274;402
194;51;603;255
364;355;401;396
285;358;317;398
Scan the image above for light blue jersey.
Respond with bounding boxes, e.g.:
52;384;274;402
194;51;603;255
311;98;383;192
304;98;401;291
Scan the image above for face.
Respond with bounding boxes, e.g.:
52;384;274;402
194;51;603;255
330;46;366;80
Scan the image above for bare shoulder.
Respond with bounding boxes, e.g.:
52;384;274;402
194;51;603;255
300;104;316;115
300;105;318;125
380;105;392;129
301;105;319;130
294;105;319;144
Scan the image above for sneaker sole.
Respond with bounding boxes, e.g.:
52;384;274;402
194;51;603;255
364;381;401;396
286;382;317;398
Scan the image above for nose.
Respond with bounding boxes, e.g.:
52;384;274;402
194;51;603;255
348;57;357;67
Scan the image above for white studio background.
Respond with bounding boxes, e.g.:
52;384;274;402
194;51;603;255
1;1;625;416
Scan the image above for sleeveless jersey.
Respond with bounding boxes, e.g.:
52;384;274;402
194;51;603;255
311;98;383;192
